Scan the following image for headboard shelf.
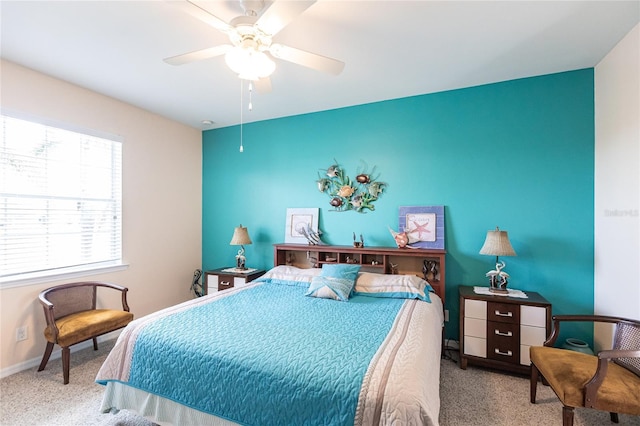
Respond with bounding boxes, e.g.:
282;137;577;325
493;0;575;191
273;243;446;304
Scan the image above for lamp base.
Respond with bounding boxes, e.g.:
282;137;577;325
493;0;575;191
235;246;247;270
488;274;509;294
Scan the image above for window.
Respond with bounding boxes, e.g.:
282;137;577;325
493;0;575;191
0;112;123;287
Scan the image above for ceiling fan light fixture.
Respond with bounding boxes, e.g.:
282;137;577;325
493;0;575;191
225;46;275;81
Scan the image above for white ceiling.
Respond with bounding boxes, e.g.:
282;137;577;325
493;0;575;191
1;1;638;130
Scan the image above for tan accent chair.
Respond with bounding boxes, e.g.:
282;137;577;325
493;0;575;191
38;281;133;384
530;315;640;426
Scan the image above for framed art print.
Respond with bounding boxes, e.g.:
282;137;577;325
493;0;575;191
284;208;319;244
398;205;445;249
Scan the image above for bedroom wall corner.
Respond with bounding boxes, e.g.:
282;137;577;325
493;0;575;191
0;60;203;376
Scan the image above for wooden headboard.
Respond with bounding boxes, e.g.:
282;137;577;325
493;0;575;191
273;243;446;305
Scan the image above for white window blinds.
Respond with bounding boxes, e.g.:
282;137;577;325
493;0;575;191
0;113;122;284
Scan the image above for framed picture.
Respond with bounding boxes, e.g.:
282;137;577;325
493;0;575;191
398;206;445;249
284;208;319;244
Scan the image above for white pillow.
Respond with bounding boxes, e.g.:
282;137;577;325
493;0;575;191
354;272;433;302
255;265;322;287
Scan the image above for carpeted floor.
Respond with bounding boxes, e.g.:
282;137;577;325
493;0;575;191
1;341;638;425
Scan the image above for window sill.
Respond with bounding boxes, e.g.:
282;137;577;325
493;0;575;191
0;262;130;289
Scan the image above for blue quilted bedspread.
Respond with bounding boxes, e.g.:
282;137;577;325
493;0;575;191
122;283;404;425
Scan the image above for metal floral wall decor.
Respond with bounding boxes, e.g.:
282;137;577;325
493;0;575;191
316;160;386;213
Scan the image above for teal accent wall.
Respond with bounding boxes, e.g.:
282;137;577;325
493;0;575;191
203;69;595;342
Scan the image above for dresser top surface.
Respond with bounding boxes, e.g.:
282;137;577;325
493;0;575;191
459;285;551;306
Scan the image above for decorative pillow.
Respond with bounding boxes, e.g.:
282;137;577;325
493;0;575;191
305;264;361;301
353;272;433;303
254;265;322;287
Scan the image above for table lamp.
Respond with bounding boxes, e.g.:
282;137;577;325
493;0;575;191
479;226;516;293
230;224;252;270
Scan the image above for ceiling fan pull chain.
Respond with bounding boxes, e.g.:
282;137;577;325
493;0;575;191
248;81;253;111
239;79;244;153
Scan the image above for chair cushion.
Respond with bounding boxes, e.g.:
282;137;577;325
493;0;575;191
531;346;640;415
45;309;133;347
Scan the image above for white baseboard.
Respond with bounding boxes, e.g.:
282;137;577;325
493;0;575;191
0;330;121;379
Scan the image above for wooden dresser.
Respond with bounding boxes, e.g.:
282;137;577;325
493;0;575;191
459;285;551;375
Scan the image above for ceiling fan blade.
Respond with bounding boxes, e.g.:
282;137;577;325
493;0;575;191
256;0;316;36
254;77;272;94
164;45;232;65
269;43;345;75
168;0;233;33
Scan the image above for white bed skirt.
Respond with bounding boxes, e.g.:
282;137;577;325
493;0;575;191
101;381;239;426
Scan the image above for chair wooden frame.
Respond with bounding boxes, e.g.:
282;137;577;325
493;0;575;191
38;281;132;384
530;315;640;426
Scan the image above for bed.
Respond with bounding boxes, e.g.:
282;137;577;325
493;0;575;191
96;264;445;426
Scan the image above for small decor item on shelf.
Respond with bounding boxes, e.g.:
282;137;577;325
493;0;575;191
298;223;325;245
388;226;417;249
316;160;386;213
353;232;364;248
423;260;438;282
286;252;295;265
230;224;252;270
479;226;517;293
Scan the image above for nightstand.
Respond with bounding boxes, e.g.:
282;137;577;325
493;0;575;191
204;268;266;294
459;285;551;375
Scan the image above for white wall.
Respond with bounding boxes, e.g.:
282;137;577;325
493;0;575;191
594;24;640;348
0;60;202;375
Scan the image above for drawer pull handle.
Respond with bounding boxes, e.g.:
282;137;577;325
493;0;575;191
495;310;513;317
494;348;513;357
221;281;230;285
494;330;513;337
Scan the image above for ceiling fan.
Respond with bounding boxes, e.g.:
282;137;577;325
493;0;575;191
164;0;345;84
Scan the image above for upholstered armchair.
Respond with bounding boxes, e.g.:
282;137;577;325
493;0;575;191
530;315;640;425
38;281;133;384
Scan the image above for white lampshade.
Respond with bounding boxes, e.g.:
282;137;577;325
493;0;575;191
479;227;516;257
225;47;275;81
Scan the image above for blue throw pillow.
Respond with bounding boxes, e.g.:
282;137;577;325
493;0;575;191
305;264;361;301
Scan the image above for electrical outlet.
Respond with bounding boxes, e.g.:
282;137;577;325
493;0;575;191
444;309;449;322
16;326;28;342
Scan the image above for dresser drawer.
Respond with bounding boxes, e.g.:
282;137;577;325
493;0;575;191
489;321;519;340
465;299;487;320
488;339;520;364
521;305;547;327
488;301;520;324
217;275;249;291
464;336;487;358
487;321;520;364
464;317;487;338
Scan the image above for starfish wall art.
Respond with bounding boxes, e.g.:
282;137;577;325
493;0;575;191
397;206;446;249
